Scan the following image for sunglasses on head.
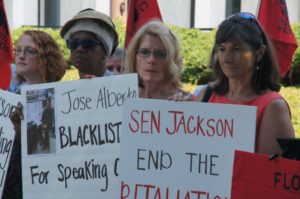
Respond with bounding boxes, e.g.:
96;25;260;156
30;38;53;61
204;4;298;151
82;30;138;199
227;12;257;21
67;38;102;51
227;12;264;33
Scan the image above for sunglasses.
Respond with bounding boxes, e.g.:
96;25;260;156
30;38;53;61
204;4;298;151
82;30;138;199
137;48;167;60
67;38;102;51
227;12;264;34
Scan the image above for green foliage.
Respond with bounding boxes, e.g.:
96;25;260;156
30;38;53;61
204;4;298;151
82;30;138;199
114;18;126;48
170;25;215;84
290;24;300;85
279;86;300;138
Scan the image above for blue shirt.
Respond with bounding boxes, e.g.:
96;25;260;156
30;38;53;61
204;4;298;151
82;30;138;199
8;64;27;93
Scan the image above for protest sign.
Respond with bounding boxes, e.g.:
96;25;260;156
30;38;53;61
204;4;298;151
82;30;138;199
21;74;138;198
231;150;300;199
0;90;20;197
119;98;256;199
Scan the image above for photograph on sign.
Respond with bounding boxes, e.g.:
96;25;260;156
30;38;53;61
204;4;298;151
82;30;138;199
25;88;56;155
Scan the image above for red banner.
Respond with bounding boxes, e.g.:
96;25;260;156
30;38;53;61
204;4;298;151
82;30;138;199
0;0;13;90
231;150;300;199
258;0;298;76
125;0;162;47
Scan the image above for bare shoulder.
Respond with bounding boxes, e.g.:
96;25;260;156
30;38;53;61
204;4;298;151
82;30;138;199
262;97;294;137
265;98;290;116
257;98;295;154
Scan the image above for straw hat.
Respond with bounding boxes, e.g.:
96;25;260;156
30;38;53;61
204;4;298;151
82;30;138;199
60;8;118;55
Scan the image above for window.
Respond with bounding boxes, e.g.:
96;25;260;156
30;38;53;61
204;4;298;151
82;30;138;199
226;0;241;18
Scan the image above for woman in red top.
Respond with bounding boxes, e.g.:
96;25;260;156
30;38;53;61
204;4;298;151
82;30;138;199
196;12;295;155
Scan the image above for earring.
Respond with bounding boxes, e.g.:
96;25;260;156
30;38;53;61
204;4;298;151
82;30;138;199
256;65;260;70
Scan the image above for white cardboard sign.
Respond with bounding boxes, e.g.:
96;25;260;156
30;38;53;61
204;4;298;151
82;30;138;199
21;74;138;199
120;98;257;199
0;90;20;197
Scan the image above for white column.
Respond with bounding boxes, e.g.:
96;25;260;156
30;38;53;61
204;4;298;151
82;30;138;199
241;0;259;15
194;0;226;29
60;0;111;26
96;0;110;16
4;0;25;29
286;0;300;24
158;0;191;28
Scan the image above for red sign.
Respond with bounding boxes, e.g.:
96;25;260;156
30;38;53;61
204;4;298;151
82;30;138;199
231;150;300;199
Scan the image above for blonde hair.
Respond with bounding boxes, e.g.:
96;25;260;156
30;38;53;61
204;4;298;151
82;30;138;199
125;20;183;88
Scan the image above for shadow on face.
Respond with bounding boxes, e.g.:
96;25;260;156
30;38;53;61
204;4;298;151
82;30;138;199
69;31;106;77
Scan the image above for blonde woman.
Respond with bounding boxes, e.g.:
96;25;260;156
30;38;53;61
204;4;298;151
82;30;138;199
125;20;188;99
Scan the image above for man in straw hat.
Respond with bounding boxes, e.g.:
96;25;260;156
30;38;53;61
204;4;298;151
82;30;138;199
60;8;119;79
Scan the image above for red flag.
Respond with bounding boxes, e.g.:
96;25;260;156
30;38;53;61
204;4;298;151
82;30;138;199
125;0;162;47
0;0;13;90
258;0;298;76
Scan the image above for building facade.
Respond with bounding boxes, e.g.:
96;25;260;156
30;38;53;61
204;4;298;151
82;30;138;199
4;0;300;30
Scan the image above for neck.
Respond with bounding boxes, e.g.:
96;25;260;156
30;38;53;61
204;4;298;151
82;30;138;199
140;82;178;99
227;79;256;101
79;68;106;79
26;75;44;85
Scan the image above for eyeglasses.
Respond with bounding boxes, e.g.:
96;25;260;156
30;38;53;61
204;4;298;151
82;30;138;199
67;38;102;51
14;47;38;57
227;12;264;34
137;48;167;60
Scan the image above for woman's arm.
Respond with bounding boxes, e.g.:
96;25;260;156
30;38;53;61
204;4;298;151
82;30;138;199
256;99;295;155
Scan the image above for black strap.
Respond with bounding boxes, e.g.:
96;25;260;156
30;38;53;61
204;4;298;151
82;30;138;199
202;86;213;102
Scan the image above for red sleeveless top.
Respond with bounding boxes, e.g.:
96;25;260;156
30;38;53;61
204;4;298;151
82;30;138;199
208;91;283;131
